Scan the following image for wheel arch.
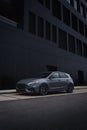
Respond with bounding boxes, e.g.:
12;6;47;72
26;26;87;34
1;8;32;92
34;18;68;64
67;83;74;93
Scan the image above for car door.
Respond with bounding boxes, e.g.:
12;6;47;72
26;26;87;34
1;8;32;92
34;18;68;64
48;72;61;91
58;72;69;90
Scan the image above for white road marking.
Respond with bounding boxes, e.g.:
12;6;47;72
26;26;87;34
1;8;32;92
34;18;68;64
0;88;87;101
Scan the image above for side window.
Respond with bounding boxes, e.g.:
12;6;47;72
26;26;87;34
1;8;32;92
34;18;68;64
59;73;69;78
50;73;59;79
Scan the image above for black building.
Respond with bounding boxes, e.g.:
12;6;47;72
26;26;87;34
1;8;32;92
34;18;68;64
0;0;87;89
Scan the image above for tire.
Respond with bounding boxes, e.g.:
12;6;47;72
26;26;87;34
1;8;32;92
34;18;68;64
67;84;74;93
39;85;48;95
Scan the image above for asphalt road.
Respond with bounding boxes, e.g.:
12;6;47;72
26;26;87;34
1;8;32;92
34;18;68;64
0;92;87;130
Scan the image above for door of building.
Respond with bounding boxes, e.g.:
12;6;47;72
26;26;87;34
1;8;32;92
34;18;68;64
78;70;84;85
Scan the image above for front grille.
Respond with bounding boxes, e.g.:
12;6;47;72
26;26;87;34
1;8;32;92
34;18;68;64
16;83;34;93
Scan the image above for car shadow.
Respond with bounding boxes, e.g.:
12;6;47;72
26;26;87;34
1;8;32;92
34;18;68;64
16;91;66;96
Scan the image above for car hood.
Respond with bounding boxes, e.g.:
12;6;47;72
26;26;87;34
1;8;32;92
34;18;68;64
17;78;45;84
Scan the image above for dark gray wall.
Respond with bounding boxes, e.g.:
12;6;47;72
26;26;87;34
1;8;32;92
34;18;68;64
0;0;87;89
0;21;87;89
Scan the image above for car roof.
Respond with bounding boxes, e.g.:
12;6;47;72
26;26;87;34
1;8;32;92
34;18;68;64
42;71;69;75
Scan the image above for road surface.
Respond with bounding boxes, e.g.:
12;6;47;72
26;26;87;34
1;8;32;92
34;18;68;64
0;88;87;130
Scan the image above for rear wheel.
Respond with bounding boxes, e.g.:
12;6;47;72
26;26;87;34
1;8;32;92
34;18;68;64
67;84;74;93
39;85;48;95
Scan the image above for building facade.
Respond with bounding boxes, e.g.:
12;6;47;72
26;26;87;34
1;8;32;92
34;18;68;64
0;0;87;89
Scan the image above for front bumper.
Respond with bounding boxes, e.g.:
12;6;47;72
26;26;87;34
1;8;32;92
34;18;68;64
16;84;35;94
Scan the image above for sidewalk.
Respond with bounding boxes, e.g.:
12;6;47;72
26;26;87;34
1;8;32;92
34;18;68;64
0;89;16;94
0;86;87;94
74;86;87;90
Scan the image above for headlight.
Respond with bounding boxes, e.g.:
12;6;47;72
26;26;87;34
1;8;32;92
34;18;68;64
27;81;39;86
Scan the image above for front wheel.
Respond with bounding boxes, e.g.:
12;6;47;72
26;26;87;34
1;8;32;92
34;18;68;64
39;85;48;95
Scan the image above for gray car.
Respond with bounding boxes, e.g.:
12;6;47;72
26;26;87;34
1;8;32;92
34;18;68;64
16;71;74;95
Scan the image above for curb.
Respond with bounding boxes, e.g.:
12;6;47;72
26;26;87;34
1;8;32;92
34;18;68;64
0;90;16;94
74;86;87;90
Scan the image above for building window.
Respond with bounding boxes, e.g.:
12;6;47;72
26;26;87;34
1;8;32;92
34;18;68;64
80;3;85;17
59;29;67;50
80;4;84;16
72;13;78;31
83;43;87;58
86;8;87;19
0;0;24;27
38;0;44;5
77;0;80;12
79;20;84;36
46;21;51;40
85;24;87;38
70;0;80;10
70;0;74;6
45;0;50;9
38;16;44;37
0;0;15;20
74;0;77;10
68;34;75;53
29;12;36;35
77;39;82;56
63;5;70;26
66;0;70;4
52;24;57;43
52;0;61;20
